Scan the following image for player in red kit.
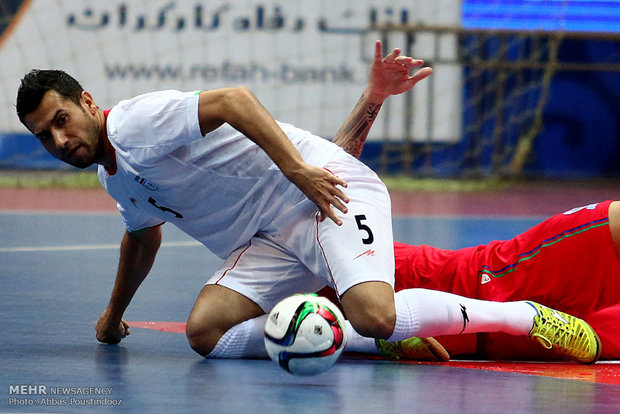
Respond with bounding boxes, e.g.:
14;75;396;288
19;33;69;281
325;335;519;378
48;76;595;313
391;201;620;360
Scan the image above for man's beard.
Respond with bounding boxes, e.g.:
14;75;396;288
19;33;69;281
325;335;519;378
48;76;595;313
70;112;102;169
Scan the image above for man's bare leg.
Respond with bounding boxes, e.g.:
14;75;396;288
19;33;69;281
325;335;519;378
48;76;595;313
186;284;265;357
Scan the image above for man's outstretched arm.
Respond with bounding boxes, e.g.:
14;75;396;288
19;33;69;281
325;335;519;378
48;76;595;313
95;226;162;344
197;87;349;226
333;40;433;158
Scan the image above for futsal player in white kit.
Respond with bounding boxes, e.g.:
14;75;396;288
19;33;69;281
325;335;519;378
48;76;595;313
16;41;600;364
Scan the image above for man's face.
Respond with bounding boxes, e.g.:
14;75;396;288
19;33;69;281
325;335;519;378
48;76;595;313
23;90;102;169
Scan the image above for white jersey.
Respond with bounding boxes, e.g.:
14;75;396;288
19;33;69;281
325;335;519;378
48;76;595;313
98;89;342;259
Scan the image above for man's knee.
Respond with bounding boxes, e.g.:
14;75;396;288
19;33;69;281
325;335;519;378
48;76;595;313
185;319;222;357
186;330;214;357
350;308;396;339
340;281;396;339
185;284;264;357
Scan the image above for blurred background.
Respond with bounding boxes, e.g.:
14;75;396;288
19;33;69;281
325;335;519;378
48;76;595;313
0;0;619;181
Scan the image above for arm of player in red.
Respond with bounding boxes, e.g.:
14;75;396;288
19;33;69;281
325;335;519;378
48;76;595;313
332;40;432;158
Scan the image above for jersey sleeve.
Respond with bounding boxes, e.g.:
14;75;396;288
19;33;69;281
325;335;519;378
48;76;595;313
116;200;165;232
106;90;203;166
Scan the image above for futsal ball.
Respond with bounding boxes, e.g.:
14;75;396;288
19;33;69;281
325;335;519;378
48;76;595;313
264;293;347;376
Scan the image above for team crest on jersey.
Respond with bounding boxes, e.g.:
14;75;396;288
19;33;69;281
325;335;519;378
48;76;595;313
134;175;159;191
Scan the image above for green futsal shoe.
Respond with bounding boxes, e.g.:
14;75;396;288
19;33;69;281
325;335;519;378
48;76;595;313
376;336;450;362
526;301;602;364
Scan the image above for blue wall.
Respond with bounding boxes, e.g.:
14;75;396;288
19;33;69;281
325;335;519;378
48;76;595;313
0;133;70;170
528;39;620;177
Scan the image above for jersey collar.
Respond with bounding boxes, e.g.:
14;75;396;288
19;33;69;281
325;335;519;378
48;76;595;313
103;109;117;175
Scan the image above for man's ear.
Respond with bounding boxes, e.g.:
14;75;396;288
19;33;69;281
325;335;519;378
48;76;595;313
81;90;97;115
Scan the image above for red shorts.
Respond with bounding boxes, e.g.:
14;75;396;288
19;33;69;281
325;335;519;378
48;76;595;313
394;200;620;359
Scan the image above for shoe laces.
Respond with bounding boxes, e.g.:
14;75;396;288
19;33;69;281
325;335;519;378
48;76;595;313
532;314;588;357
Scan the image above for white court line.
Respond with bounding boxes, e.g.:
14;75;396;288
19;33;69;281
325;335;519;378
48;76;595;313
0;240;201;253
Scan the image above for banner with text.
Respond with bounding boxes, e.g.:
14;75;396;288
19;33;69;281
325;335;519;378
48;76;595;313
0;0;461;143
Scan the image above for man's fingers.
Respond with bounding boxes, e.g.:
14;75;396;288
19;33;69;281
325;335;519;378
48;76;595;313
96;333;121;345
328;193;348;214
383;48;401;63
394;56;413;65
374;40;383;61
409;67;433;84
321;206;343;226
328;174;348;190
316;183;348;226
334;189;349;207
373;40;402;62
317;180;348;221
395;56;425;69
95;320;129;344
328;181;349;204
122;320;131;337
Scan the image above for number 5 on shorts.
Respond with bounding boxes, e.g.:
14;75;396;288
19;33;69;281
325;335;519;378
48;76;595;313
355;214;374;245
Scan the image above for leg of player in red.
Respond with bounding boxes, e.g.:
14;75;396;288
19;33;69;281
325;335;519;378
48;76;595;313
393;200;620;360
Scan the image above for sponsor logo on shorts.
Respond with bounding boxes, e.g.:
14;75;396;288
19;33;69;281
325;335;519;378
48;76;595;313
480;274;491;285
353;249;375;260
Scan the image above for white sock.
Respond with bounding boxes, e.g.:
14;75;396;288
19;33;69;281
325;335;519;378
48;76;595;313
207;315;383;358
206;289;538;358
388;288;537;342
206;314;269;359
343;320;380;354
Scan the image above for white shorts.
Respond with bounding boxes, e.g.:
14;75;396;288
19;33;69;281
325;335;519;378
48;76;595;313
206;153;395;312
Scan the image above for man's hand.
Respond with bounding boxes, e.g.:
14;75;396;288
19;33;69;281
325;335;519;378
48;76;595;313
332;41;433;158
286;163;349;226
198;88;350;226
96;308;130;344
368;40;433;102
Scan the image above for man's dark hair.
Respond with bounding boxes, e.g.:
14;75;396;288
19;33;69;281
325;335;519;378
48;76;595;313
16;69;84;124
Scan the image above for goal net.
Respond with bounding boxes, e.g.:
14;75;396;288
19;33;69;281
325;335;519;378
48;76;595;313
362;26;564;179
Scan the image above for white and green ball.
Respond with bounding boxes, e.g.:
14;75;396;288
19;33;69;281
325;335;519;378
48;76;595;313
264;293;347;376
